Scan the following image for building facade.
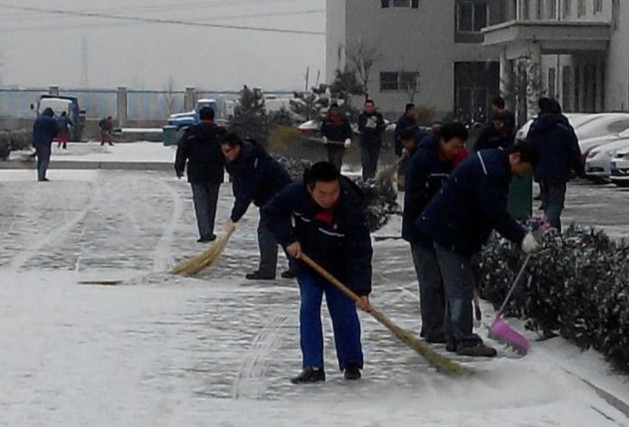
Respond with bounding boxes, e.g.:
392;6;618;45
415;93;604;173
327;0;629;123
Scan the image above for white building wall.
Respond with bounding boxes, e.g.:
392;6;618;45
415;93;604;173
606;0;629;111
325;0;347;86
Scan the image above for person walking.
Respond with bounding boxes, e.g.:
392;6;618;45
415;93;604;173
32;107;58;182
320;103;352;171
473;111;514;152
56;111;73;149
415;140;541;357
175;106;226;243
402;123;468;344
358;99;386;180
394;103;418;189
220;133;295;280
262;161;373;383
99;116;114;146
527;98;584;231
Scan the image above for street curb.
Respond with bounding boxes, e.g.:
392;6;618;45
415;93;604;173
0;160;172;171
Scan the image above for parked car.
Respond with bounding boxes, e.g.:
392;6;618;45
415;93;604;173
584;138;629;182
167;98;221;129
514;113;597;142
610;146;629;187
33;94;86;141
296;118;365;137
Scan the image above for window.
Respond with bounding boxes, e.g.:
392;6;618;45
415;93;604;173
612;0;620;31
577;0;585;17
381;0;419;8
379;72;419;92
522;0;531;19
457;1;488;32
563;0;571;19
548;67;556;98
548;0;557;19
562;66;572;111
594;0;603;14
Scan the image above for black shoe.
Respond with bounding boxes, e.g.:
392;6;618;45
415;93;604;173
280;270;296;279
38;178;50;182
445;341;457;353
196;234;217;243
455;341;497;358
344;364;362;380
425;335;447;344
291;367;325;384
245;271;275;280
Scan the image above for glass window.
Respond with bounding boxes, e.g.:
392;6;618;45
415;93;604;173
458;2;474;32
392;0;410;7
577;0;585;17
473;3;488;31
548;67;556;99
563;0;571;18
399;72;419;91
594;0;603;14
522;0;531;19
381;0;390;8
380;73;399;91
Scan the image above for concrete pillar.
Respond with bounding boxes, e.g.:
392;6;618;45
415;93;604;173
117;86;128;128
184;87;196;112
526;42;542;120
500;49;514;109
49;85;60;96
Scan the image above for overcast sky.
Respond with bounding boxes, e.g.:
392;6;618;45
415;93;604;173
0;0;325;91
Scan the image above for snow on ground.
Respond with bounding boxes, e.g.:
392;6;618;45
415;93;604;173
0;146;628;426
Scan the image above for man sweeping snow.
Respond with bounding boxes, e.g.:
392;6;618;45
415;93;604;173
262;162;373;383
414;140;541;357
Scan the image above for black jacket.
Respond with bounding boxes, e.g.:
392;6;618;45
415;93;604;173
261;178;373;295
358;111;386;147
225;140;292;222
174;122;225;184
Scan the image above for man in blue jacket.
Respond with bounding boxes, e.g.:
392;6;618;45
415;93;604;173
528;98;583;231
402;123;468;344
32;107;58;182
320;103;353;171
175;107;226;243
415;140;541;357
221;133;294;280
262;162;373;383
358;99;386;180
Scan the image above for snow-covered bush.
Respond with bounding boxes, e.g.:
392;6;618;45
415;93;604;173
476;225;629;373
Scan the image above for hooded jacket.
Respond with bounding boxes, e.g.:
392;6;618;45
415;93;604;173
32;108;58;148
174;121;225;184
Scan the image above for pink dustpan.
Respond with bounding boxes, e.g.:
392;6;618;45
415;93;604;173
488;316;530;355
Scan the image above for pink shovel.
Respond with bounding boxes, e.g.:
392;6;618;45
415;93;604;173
488;254;532;355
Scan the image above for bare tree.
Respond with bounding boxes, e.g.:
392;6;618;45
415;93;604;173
162;76;177;115
346;39;383;101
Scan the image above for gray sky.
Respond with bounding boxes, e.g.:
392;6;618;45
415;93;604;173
0;0;325;91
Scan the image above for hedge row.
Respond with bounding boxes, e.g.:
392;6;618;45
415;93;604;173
475;225;629;373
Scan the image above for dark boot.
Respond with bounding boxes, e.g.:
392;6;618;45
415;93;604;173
291;367;325;384
344;364;361;380
455;341;497;357
245;271;275;280
280;270;296;279
196;234;216;243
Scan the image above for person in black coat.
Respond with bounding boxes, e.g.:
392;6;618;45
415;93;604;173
473;111;514;152
261;161;373;383
415;141;541;357
175;107;226;243
402;123;468;344
320;103;353;171
394;103;418;157
220;133;293;280
528;98;583;231
358;99;386;180
32;107;58;182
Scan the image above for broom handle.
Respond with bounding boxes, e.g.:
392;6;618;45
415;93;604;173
496;253;532;316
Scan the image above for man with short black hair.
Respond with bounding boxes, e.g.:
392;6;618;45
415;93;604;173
32;107;58;182
320;103;353;171
474;111;514;152
175;106;225;243
403;122;468;344
490;96;516;138
220;132;294;280
262;161;373;383
415;140;540;357
358;99;386;180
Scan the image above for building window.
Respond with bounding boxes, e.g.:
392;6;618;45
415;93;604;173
381;0;419;8
612;0;620;31
548;0;557;19
456;1;488;32
594;0;603;14
563;0;571;19
577;0;585;17
562;66;572;111
380;72;419;92
522;0;531;19
548;67;556;99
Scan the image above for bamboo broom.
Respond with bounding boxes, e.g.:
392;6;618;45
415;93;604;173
300;253;470;376
171;224;236;275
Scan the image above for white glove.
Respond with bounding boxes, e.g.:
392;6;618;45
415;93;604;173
344;138;352;149
321;136;328;144
521;231;539;254
401;148;410;158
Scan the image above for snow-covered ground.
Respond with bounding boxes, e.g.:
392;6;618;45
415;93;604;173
0;144;628;426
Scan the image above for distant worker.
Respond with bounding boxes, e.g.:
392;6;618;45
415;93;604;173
473;111;514;152
358;99;386;180
320;103;352;171
99;116;114;146
56;111;74;149
490;96;516;140
32;107;58;182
